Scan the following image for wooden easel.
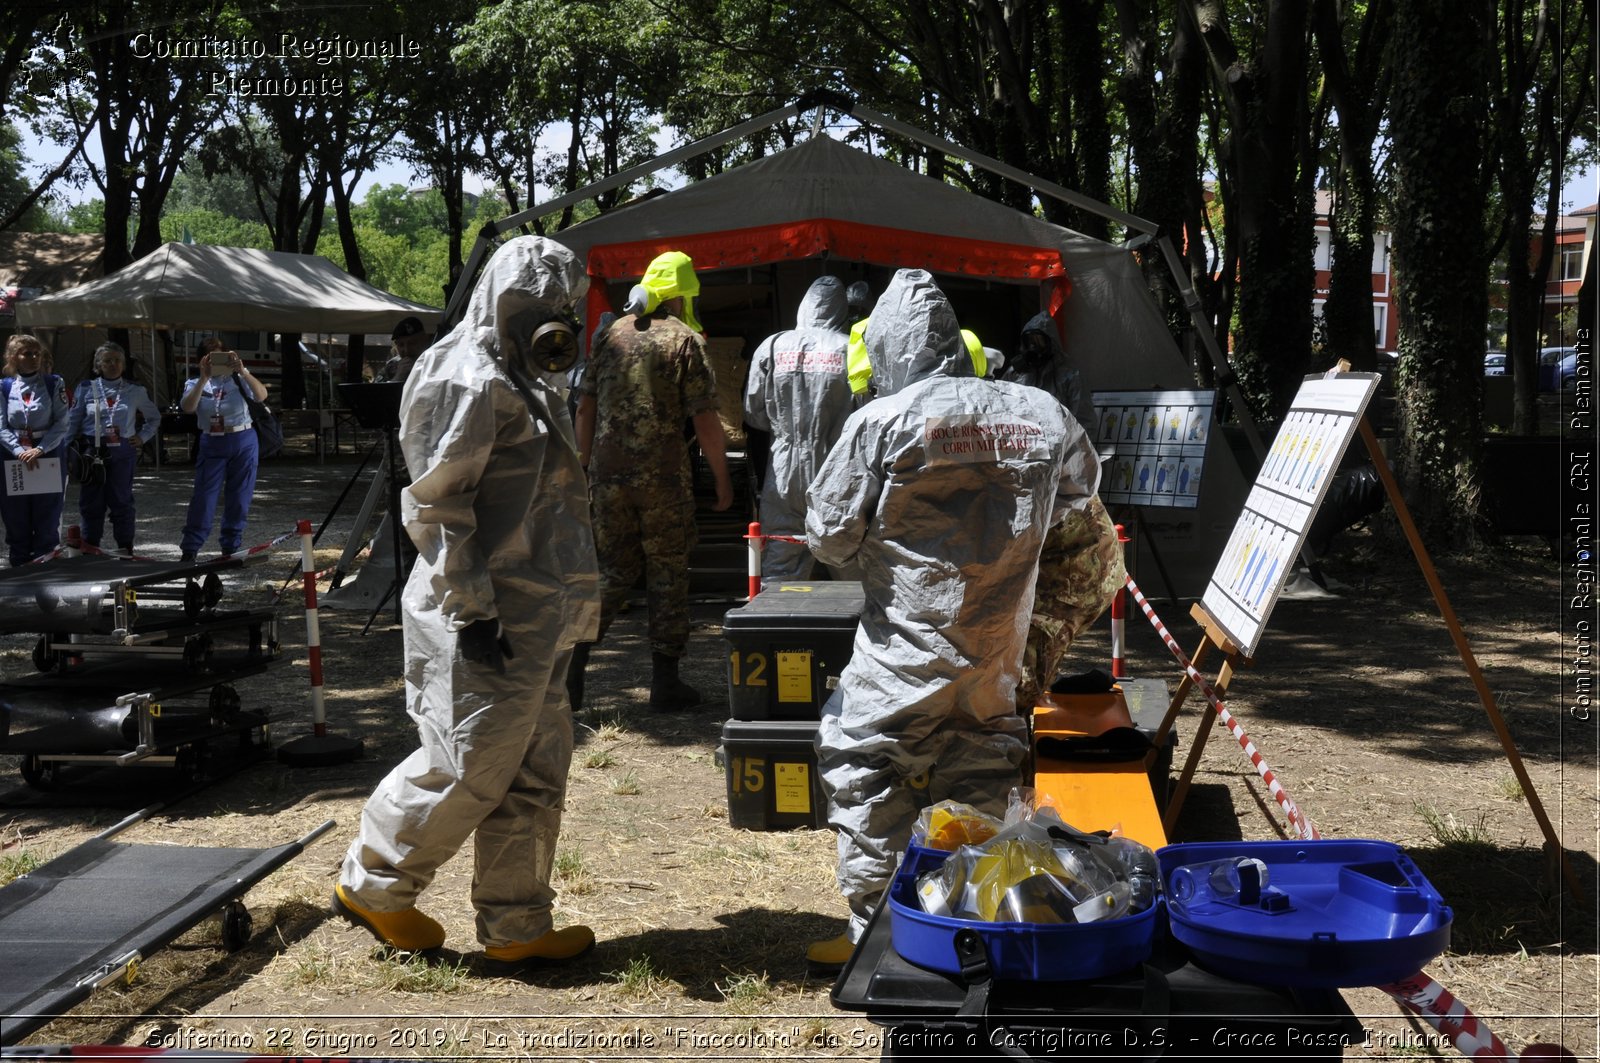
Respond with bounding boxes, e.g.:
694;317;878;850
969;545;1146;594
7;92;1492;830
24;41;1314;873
1149;602;1253;837
1152;362;1581;901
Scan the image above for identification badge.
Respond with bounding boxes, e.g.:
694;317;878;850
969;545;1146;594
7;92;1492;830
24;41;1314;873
209;414;225;433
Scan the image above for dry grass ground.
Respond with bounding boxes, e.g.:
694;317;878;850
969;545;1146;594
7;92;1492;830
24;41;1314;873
0;454;1593;1060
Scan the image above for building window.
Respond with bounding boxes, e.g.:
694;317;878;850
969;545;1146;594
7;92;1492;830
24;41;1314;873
1314;229;1332;272
1562;245;1584;281
1370;233;1390;277
1373;304;1388;348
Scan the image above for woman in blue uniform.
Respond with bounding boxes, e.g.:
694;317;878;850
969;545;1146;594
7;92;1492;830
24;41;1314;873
0;334;71;566
67;342;160;556
178;340;268;561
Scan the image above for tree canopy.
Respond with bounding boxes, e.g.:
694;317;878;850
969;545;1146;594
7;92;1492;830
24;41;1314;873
5;0;1593;541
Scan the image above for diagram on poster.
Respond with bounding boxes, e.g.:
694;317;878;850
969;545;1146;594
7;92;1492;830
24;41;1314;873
1091;389;1216;509
1200;373;1381;655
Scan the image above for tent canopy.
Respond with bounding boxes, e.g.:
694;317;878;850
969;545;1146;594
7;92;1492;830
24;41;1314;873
533;134;1244;597
554;136;1184;398
15;242;442;336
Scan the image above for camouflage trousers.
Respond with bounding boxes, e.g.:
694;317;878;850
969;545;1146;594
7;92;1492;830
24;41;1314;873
1016;495;1126;710
591;481;698;657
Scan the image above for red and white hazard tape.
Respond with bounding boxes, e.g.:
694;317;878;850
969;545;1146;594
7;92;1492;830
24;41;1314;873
1379;971;1513;1059
1124;574;1320;841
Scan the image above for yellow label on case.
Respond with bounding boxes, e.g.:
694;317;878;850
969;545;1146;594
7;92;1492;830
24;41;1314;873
774;762;810;814
776;651;813;702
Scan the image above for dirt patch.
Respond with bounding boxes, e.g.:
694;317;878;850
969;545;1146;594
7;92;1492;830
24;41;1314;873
1;455;1593;1059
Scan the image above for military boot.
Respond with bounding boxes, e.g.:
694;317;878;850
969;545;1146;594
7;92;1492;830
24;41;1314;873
566;642;592;710
649;652;701;712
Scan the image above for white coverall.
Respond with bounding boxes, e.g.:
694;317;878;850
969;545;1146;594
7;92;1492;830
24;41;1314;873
1004;310;1096;432
340;237;600;948
805;269;1102;941
742;275;853;579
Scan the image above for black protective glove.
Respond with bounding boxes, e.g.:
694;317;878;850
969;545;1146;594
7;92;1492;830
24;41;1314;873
459;619;514;672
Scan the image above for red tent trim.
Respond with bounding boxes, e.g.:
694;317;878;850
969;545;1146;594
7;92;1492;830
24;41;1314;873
581;217;1072;344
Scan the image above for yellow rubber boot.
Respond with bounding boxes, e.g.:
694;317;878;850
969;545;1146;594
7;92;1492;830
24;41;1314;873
483;925;596;965
806;933;855;969
332;883;445;951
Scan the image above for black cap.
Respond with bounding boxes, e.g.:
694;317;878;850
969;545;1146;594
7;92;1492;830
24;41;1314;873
391;316;425;340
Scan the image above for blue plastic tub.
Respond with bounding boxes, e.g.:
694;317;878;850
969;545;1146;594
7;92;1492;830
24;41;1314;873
887;844;1159;981
1157;840;1452;988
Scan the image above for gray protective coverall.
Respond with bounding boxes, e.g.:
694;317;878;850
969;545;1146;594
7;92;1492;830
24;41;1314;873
743;276;853;579
1004;310;1095;432
340;236;600;948
805;269;1103;940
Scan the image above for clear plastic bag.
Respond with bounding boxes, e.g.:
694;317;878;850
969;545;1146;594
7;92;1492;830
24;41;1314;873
912;800;1003;851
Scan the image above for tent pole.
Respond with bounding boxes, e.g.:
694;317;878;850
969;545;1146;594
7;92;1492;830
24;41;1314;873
442;102;808;330
1154;234;1268;460
846;102;1158;237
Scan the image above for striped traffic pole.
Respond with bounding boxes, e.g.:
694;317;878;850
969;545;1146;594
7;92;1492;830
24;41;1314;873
746;521;763;599
1125;574;1319;841
1110;523;1129;678
277;519;363;766
299;519;327;736
1378;971;1516;1059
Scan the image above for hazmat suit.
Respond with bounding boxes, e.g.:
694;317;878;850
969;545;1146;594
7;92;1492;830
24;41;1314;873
1003;311;1095;431
338;236;599;957
805;269;1102;947
742;276;853;579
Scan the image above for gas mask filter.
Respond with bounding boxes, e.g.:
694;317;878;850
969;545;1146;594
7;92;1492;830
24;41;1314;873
499;294;581;378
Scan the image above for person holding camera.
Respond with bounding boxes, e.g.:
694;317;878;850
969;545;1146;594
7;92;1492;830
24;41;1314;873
67;342;159;556
177;338;268;561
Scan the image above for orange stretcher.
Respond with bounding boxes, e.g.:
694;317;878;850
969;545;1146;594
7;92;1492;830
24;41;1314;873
1030;678;1170;850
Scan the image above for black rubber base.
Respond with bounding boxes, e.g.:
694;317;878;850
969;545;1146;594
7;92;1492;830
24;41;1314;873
276;732;364;767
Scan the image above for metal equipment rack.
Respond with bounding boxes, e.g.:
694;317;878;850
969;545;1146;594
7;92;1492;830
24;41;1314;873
0;557;282;789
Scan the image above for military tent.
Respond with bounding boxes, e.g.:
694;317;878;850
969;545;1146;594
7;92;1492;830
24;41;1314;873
540;134;1246;598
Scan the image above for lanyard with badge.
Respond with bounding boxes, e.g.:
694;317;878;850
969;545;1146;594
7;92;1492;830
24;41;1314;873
210;378;227;433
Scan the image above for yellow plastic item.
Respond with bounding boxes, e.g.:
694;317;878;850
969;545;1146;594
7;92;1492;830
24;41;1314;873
922;803;1000;851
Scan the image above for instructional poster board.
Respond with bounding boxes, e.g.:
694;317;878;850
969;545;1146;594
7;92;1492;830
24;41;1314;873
1092;389;1217;509
1201;373;1381;655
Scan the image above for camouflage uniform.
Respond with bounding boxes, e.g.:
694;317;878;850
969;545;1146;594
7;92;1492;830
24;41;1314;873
579;311;718;657
1015;494;1126;710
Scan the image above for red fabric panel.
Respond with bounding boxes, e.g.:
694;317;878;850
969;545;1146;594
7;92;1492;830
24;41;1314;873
582;217;1073;343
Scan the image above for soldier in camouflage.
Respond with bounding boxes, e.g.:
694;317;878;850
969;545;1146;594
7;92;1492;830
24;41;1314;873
572;251;733;712
1014;494;1126;711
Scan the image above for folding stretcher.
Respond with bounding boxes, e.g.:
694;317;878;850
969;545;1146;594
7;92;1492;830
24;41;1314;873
1;660;272;788
0;808;334;1046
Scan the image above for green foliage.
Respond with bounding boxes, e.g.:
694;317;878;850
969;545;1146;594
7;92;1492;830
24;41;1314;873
0;123;52;231
159;208;271;249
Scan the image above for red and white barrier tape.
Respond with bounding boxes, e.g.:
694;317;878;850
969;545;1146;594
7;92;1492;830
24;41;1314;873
1379;971;1514;1059
297;519;329;737
1124;574;1320;841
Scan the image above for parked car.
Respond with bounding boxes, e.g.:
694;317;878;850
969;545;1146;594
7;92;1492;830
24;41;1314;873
1539;346;1575;391
1483;351;1507;376
1560;352;1580;389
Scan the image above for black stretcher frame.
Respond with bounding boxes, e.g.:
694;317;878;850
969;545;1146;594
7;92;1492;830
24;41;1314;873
0;809;333;1046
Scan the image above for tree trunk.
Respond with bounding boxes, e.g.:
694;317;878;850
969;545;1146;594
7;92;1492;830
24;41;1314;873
1190;0;1315;419
1388;0;1492;542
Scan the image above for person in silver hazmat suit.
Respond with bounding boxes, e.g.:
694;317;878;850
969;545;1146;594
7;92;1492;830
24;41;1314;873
1003;310;1096;432
802;269;1103;966
334;236;599;966
742;275;854;580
